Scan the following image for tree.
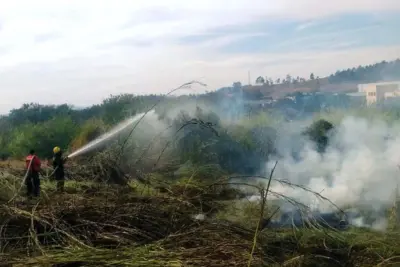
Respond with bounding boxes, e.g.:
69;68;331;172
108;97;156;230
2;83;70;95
325;60;400;83
243;89;263;100
286;74;292;84
7;116;78;158
173;108;274;174
8;103;73;126
269;78;274;85
70;118;107;152
315;78;321;92
310;73;315;80
303;119;334;153
232;82;242;90
276;78;281;84
255;76;265;84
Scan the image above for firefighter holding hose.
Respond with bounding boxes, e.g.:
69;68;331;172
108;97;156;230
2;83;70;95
25;149;42;198
52;146;68;193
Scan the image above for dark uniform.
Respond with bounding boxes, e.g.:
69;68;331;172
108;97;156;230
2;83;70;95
53;151;67;192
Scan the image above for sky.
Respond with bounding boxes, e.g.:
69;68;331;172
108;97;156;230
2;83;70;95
0;0;400;113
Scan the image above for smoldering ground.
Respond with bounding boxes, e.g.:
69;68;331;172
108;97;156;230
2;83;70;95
270;117;400;206
113;104;400;214
138;101;400;214
76;97;399;231
245;115;400;231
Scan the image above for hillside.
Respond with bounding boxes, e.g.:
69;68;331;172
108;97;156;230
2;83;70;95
243;58;400;99
243;78;357;99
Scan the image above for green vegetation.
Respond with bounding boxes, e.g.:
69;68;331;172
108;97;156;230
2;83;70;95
0;95;162;159
329;59;400;83
0;101;399;266
254;58;400;86
1;59;400;266
1;59;399;160
303;119;334;153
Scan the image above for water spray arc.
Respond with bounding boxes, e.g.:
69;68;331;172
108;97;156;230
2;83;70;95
67;80;207;160
67;111;151;159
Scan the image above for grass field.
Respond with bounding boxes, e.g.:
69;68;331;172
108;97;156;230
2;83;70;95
0;162;398;267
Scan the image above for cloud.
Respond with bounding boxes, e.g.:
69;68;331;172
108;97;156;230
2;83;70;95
0;0;399;113
102;37;154;48
182;12;400;54
295;21;319;31
34;32;60;43
1;44;399;114
121;6;186;29
0;46;9;55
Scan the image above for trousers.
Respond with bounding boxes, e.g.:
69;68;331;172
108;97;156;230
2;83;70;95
55;170;65;193
56;180;65;192
26;171;40;197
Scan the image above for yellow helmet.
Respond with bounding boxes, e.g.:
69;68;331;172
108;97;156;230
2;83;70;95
53;146;61;154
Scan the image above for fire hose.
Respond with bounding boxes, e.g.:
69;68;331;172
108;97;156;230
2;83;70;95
7;156;60;203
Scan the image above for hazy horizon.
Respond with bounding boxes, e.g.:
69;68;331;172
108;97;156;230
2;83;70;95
1;56;399;115
0;0;399;113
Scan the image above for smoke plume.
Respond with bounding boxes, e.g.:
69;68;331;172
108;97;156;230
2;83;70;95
267;116;400;225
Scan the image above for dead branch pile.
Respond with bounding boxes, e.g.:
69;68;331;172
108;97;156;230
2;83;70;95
160;222;264;266
0;189;265;267
0;194;195;250
67;152;128;185
0;160;399;266
0;162;25;178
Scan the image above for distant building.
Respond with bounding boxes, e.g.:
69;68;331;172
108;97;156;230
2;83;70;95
358;81;400;105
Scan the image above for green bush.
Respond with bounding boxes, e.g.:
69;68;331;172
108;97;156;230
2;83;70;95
170;107;277;174
303;119;334;153
70;118;107;152
7;116;78;158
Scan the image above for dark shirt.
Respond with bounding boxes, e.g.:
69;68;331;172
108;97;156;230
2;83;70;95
53;153;66;179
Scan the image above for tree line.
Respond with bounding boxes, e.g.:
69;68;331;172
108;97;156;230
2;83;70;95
0;92;235;159
1;58;399;160
0;94;164;159
254;59;400;86
255;73;318;86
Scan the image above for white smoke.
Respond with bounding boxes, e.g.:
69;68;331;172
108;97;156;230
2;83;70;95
267;116;400;215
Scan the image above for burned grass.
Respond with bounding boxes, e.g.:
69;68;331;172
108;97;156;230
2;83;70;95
0;168;398;266
0;190;264;266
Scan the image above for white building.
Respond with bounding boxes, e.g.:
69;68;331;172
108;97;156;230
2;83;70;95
358;81;400;105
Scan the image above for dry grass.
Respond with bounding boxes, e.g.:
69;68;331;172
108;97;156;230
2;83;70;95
0;164;398;267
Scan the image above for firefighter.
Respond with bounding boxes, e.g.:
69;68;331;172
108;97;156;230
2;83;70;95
52;146;67;193
25;149;41;198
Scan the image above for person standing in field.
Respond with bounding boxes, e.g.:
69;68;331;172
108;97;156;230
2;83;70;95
25;149;41;198
52;146;67;193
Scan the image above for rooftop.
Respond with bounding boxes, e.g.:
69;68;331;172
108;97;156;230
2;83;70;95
346;92;366;97
358;81;400;86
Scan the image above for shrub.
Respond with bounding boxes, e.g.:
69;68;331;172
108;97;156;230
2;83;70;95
303;119;334;153
70;118;107;152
